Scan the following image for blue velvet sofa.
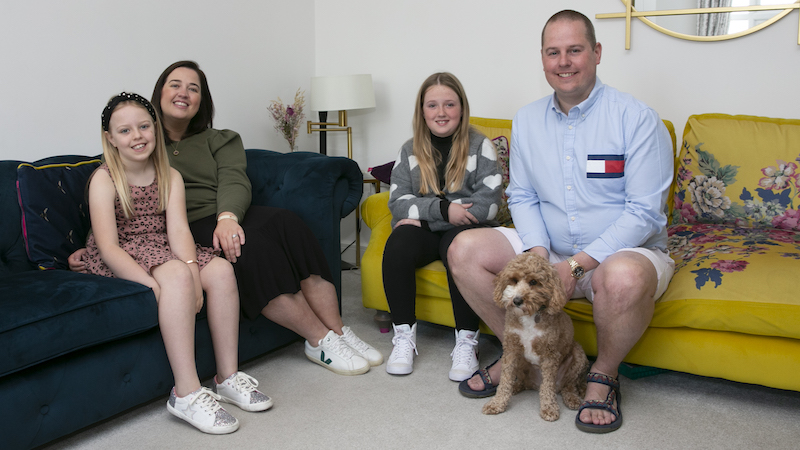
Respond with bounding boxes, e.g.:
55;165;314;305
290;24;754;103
0;150;362;449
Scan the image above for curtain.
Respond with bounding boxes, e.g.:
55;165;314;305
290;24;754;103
697;0;732;36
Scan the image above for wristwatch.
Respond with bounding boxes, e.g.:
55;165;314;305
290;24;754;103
567;257;585;279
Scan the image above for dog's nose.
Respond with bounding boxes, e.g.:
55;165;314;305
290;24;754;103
513;297;523;307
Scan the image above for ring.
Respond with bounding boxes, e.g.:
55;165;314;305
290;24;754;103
232;234;238;239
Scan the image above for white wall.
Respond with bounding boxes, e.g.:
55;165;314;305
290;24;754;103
0;0;316;161
315;0;800;170
315;0;800;250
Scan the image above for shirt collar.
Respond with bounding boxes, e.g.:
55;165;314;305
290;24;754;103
549;77;604;118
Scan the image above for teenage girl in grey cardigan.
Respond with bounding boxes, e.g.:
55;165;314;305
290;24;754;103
383;72;501;380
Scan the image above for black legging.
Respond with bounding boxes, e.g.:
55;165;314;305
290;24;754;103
382;222;487;330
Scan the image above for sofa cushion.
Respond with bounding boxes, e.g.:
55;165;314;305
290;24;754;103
0;270;157;377
659;223;800;339
17;157;101;269
470;117;514;227
671;114;800;229
492;135;512;227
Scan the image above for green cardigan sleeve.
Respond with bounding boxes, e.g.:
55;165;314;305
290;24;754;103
209;129;251;221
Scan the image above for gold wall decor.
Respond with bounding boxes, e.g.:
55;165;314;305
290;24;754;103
597;0;800;49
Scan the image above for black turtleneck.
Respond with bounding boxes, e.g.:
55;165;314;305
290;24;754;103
430;132;452;191
429;132;453;225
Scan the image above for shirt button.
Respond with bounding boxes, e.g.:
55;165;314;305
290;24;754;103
573;244;578;249
567;185;572;190
568;125;573;130
571;217;575;221
581;114;585;118
566;156;571;161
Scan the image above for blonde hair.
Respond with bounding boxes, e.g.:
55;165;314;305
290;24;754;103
101;99;171;218
412;72;473;195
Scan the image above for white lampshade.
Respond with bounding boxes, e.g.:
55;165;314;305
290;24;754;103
310;74;376;112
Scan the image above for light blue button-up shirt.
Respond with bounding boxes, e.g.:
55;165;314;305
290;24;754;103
507;78;673;263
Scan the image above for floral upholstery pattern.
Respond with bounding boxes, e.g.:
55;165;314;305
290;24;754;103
668;114;800;290
492;135;512;226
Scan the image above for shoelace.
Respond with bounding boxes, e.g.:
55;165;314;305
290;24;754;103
191;387;223;413
325;334;357;359
450;334;478;365
342;328;371;354
231;372;259;393
391;331;418;358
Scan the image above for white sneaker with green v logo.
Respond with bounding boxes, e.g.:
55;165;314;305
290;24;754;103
304;330;370;375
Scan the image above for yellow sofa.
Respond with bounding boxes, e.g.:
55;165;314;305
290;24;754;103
361;114;800;392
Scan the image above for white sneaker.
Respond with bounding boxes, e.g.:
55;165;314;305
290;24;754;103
166;387;239;434
386;323;417;375
214;371;273;412
449;329;480;382
305;330;370;375
341;325;384;366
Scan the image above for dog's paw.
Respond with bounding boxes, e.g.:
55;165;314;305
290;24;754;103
562;391;582;410
482;399;505;415
539;403;560;421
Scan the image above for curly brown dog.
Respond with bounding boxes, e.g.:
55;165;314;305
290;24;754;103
482;252;590;421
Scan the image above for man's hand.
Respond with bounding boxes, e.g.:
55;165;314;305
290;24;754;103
554;260;577;299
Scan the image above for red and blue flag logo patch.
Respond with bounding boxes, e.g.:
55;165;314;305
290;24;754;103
587;155;624;178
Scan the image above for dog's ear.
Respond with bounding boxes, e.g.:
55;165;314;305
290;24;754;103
492;265;510;308
544;262;568;314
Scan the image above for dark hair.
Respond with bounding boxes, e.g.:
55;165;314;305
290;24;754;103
151;60;214;143
541;10;597;49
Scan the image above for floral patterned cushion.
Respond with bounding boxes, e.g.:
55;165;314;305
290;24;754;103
662;114;800;339
469;117;514;227
672;114;800;229
493;135;512;227
664;222;800;338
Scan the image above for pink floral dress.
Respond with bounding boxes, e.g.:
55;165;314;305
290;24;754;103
83;164;216;277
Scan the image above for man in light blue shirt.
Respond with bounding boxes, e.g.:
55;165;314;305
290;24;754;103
449;10;675;433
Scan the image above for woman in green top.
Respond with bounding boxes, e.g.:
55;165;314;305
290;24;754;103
73;61;381;378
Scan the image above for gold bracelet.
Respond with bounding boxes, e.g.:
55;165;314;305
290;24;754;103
217;214;238;223
185;260;197;265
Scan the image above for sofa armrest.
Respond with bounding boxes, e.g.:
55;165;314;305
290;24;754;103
245;149;363;300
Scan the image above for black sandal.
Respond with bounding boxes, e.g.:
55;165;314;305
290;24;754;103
458;358;500;398
575;372;623;433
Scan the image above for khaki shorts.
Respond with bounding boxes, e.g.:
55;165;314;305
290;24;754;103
493;226;674;302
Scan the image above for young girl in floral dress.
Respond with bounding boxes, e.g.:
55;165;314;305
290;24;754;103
84;92;271;434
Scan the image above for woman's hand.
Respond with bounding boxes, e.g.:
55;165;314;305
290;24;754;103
213;217;245;263
394;218;422;229
448;202;477;226
68;248;88;273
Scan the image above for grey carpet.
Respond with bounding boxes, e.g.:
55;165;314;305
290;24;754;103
47;269;800;449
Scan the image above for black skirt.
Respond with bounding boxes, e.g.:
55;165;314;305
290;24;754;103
189;206;333;320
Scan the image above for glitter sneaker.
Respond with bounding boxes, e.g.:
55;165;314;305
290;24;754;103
305;329;370;375
449;329;480;382
386;323;417;375
166;386;239;434
214;371;273;412
341;325;384;366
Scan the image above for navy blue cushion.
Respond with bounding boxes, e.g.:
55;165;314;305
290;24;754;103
17;157;100;269
0;270;157;377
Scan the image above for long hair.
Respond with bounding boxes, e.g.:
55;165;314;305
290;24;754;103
412;72;472;195
151;60;214;144
101;100;171;218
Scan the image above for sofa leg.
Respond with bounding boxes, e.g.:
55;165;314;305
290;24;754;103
374;310;392;333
